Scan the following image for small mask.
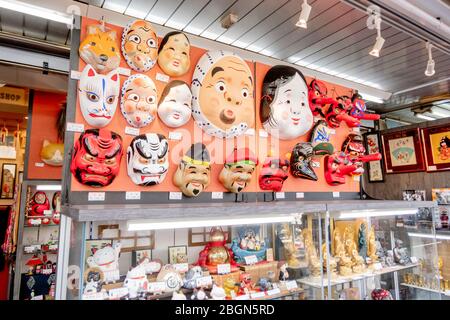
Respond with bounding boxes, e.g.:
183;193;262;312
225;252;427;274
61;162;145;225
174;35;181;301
157;80;192;128
70;129;123;187
120;74;158;128
127;133;169;186
219;148;258;193
78;64;120;128
173;143;211;197
324;152;353;186
309;120;334;156
121;19;158;72
258;157;289;192
290;142;318;181
342;133;366;176
157;31;191;77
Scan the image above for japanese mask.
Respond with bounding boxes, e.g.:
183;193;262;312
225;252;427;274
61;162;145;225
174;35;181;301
70;129;123;187
258;157;289;192
324;152;355;186
78;64;120;128
173;143;211;197
157;31;191;77
219;148;258;193
191;50;254;138
309;120;334;156
342;133;366;176
157;80;192;128
127;133;169;186
290;142;318;181
260;66;313;140
121;19;158;72
79;24;121;74
120;74;158;128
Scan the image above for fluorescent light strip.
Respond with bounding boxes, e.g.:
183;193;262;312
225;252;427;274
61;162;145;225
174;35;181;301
408;232;450;240
431;107;450;118
359;92;384;104
0;0;72;25
36;185;61;191
415;113;436;121
338;209;417;219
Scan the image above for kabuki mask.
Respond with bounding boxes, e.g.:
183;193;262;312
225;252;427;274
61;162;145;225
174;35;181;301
261;66;313;140
157;80;192;128
290;142;318;181
157;31;191;77
310;120;334;156
127;133;169;186
219;148;258;193
121;19;158;72
70;129;123;187
173;143;211;197
78;64;120;128
120;74;157;128
191;51;254;138
258;157;289;192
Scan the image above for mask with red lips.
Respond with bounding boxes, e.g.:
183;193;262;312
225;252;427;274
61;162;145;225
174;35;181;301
258;157;289;192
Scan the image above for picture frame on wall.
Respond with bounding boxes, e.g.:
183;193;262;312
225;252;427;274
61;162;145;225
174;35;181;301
421;124;450;172
132;249;152;266
381;128;425;174
432;188;450;205
0;163;16;199
364;132;384;182
168;245;187;264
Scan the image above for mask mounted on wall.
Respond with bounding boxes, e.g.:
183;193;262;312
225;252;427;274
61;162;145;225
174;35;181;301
324;152;357;186
173;143;211;197
308;79;337;118
191;50;254;138
290;142;318;181
29;191;50;217
120;74;157;128
349;92;380;123
261;65;313;140
157;80;192;128
127;133;169;186
70;129;123;187
121;19;158;72
309;120;334;156
219;148;258;193
40;140;64;166
78;64;120;128
79;24;121;74
342;133;381;176
325;95;360;128
157;31;191;77
259;157;289;192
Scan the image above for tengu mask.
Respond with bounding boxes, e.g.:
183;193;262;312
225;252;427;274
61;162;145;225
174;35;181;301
290;142;318;181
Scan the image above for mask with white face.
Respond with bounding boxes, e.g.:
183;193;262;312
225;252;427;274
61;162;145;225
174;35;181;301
158;81;192;128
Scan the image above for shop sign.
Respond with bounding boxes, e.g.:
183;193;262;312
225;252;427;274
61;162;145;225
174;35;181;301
0;87;28;106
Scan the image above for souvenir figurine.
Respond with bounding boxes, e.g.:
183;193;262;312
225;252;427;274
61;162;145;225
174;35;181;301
173;143;211;197
191;50;254;138
29;191;50;217
261;65;313;140
333;228;353;276
123;264;149;299
40;140;64;166
52;192;61;225
120;74;158;128
279;262;289;281
302;229;322;277
86;243;121;284
183;266;203;290
126;133;169;186
342;133;382;176
230;225;267;263
78;64;120;128
238;273;255;295
258;278;273;291
223;278;238;299
258;157;289;192
309;120;334;156
171;290;187;300
79;24;120;74
367;226;378;264
121;19;158;72
219;148;258;194
277;223;308;270
358;223;368;260
371;288;393;300
385;250;395;267
393;239;411;265
290;142;318;181
348;92;380;125
157;31;191;77
157;80;192;128
308;79;338;117
191;288;208;300
138;257;162;275
210;283;226;300
156;264;183;293
70;129;123;187
321;243;338;278
324;152;357;185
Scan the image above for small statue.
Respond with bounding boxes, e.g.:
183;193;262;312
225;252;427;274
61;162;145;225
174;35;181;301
86;243;121;284
223;278;238;299
385;250;395;267
231;225;266;264
351;249;366;273
279;262;289;281
123;264;149;299
183;266;203;290
238;273;256;295
393;239;410;265
210;283;226;300
191;288;208;300
258;278;273;291
367;226;378;264
321;243;338;278
302;229;322;277
277;223;308;269
357;223;367;260
333;228;353;276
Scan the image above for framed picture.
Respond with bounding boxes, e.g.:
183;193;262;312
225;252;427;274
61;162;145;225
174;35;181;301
364;132;384;182
432;188;450;205
97;224;155;253
381;128;425;174
168;245;187;264
421;124;450;172
84;239;112;269
0;163;16;199
132;249;152;266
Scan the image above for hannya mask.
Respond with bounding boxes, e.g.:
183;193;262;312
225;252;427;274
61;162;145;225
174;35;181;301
290;142;318;181
157;80;192;128
258;157;289;192
78;64;120;128
120;74;157;128
70;129;123;187
121;19;158;72
79;24;121;74
310;120;334;156
192;50;254;138
261;66;313;140
127;133;169;186
173;143;211;197
219;148;258;193
157;31;191;77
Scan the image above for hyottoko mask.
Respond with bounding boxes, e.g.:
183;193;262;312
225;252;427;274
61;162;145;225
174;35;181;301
121;19;158;72
191;51;254;138
120;74;157;128
157;80;192;128
219;148;258;193
157;31;191;77
258;157;289;192
290;142;318;181
173;143;211;197
78;64;120;128
70;129;123;187
127;133;169;186
261;66;313;140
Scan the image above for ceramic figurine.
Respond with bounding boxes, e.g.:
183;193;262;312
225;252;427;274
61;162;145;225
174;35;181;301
351;249;366;273
191;50;254;138
29;191;50;217
321;243;338;278
223;278;238;299
191;288;208;300
279;263;289;281
219;148;258;194
157;80;192;128
231;225;266;263
183;266;203;290
138;257;162;275
210;283;226;300
86;243;121;284
290;142;318;181
308;79;338;118
171;290;187;300
393;239;411;265
385;250;395;267
156;265;183;293
124;264;149;299
258;278;273;291
258;157;289;192
157;31;191;77
40;140;64;166
238;273;255;295
309;120;334;156
348;92;380;124
261;65;313;140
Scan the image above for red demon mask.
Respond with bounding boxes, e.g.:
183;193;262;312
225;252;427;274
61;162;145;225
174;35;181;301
259;157;289;192
324;152;356;186
29;191;50;217
308;79;338;118
70;129;123;187
325;96;360;128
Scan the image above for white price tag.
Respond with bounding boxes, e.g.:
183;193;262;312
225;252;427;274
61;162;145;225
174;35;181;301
126;192;141;200
148;281;166;293
286;280;298;290
410;256;418;264
43;210;53;217
296;192;305;199
169;132;182;141
245;128;255;136
428;166;437;171
195;276;212;288
259;130;268;138
311;161;320;168
35;162;45;168
125;126;140;136
251;291;266;299
217;263;231;275
67;122;85;133
118;67;131;76
82;292;105;300
275;192;285;199
156;72;170;83
88;192;105;201
108;287;129;299
169;192;182;200
267;288;281;296
333;192;340;198
244;255;258;265
173;263;189;273
212;192;223;200
235;294;250;300
70;70;81;80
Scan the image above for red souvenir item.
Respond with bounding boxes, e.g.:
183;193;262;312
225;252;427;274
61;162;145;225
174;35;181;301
348;93;380;124
371;288;393;300
324;152;357;185
342;133;382;176
325;96;360;128
308;79;338;118
259;157;289;192
70;128;123;187
238;273;255;295
29;191;50;217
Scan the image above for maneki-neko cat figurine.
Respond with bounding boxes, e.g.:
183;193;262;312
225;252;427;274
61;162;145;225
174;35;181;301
219;148;258;194
86;243;121;284
231;225;267;264
259;157;289;192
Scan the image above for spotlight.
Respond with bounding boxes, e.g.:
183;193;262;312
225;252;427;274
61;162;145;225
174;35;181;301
425;42;435;77
369;16;384;57
296;0;312;29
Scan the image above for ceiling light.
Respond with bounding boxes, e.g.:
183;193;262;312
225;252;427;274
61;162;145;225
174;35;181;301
0;0;73;25
369;16;384;57
425;42;435;77
431;107;450;118
408;232;450;241
36;185;61;191
415;113;436;121
338;209;417;219
296;0;312;29
359;92;384;104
